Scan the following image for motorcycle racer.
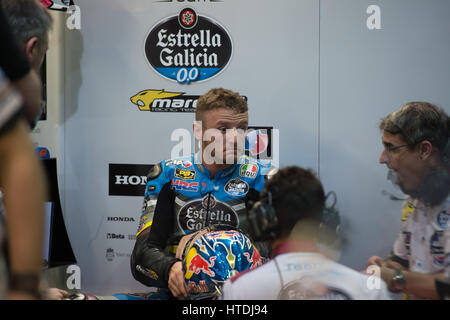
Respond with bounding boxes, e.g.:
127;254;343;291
131;88;276;298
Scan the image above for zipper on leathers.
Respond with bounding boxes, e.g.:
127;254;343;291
204;192;212;227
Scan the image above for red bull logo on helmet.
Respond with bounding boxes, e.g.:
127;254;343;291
187;253;216;277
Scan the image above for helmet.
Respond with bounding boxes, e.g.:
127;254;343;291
40;0;72;11
182;229;262;299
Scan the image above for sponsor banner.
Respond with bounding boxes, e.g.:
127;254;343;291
108;164;154;197
130;89;247;113
145;7;232;84
130;89;198;113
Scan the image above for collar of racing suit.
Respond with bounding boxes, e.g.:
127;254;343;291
193;151;239;180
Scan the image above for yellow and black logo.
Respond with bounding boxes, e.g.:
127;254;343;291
174;168;196;180
401;202;414;221
130;89;199;113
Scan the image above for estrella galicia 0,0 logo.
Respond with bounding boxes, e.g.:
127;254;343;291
145;8;232;84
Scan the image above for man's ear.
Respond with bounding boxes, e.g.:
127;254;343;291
418;140;433;160
24;37;40;61
193;120;203;141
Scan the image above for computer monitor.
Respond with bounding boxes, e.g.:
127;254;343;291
41;158;77;268
42;201;53;268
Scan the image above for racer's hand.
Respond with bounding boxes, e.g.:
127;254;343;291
43;288;70;300
366;256;385;268
176;232;197;259
168;261;188;298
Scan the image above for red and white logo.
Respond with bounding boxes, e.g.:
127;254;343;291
179;8;198;29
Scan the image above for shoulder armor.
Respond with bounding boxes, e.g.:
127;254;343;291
263;166;279;180
147;162;162;180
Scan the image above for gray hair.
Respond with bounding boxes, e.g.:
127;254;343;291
1;0;53;50
379;101;450;152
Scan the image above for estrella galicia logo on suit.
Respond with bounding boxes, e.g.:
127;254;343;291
178;195;238;232
145;8;233;84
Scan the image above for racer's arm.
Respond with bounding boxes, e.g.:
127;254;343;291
0;119;47;299
131;182;179;287
379;268;444;299
366;253;409;271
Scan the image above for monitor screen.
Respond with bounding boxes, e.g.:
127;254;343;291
42;201;54;268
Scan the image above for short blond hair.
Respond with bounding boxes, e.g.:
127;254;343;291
195;88;248;121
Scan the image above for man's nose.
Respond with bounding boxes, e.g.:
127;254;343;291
379;149;389;164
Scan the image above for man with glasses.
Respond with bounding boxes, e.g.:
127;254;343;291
366;101;450;299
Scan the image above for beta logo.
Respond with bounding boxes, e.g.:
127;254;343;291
107;233;125;240
145;7;232;84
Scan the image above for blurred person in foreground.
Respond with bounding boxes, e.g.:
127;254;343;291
366;102;450;299
221;166;390;300
0;0;52;299
1;0;53;129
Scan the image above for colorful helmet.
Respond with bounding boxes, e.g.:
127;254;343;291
40;0;72;11
182;229;262;299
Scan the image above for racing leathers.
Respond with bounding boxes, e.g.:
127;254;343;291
131;152;275;288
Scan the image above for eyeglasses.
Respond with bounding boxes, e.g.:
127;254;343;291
384;143;409;154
